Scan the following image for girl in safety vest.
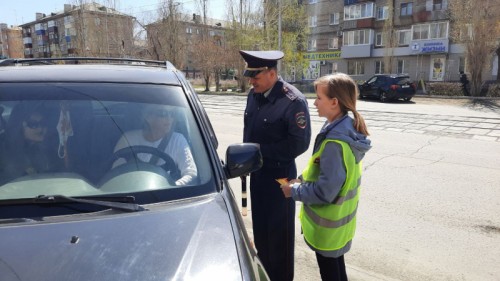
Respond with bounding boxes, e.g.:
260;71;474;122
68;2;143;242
280;73;371;281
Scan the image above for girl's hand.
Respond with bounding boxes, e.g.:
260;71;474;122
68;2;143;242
281;179;301;198
280;183;292;198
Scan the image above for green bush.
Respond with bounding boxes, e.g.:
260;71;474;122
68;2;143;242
427;82;463;96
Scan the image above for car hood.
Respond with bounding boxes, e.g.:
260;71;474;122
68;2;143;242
0;195;242;281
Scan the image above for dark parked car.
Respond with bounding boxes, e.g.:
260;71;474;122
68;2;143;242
358;74;416;102
0;58;268;281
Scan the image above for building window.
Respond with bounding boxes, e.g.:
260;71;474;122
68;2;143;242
375;60;385;74
412;22;448;40
401;2;413;16
459;24;473;41
459;57;466;73
344;29;371;46
375;32;384;46
307;39;317;51
64;16;73;25
309;16;317;27
397;59;405;74
430;22;448;39
344;2;374;20
328;62;338;74
330;13;340;25
186;27;192;34
328;37;339;49
397;30;411;45
433;0;443;10
376;6;389;20
309;0;318;3
348;61;365;75
209;30;215;36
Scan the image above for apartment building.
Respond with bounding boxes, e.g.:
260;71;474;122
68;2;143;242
146;14;227;77
0;24;23;59
19;3;134;58
305;0;498;82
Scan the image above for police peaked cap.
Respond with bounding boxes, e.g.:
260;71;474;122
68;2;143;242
239;50;284;77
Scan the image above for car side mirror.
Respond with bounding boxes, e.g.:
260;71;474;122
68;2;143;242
224;143;263;179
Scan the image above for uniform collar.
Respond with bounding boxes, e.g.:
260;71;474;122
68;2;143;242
265;78;284;103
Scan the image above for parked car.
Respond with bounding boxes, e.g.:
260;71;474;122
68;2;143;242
358;74;416;102
0;58;268;281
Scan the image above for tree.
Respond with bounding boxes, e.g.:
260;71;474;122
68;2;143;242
448;0;500;96
145;0;188;67
223;0;265;92
382;0;397;74
263;0;308;81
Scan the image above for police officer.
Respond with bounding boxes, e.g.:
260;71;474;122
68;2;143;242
239;50;311;281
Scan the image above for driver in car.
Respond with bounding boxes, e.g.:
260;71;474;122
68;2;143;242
113;104;197;186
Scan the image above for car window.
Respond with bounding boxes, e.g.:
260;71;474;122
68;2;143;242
366;76;378;84
395;77;412;85
0;83;214;201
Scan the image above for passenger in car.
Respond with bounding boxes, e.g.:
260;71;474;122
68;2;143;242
113;104;197;186
0;103;62;183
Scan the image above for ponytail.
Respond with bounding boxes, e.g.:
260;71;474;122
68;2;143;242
352;110;369;136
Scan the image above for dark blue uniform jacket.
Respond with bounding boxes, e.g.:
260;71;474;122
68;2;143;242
243;78;311;168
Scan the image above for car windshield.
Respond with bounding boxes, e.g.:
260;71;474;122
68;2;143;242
0;83;214;204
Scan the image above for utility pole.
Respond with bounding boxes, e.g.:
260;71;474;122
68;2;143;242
203;0;207;25
278;0;282;73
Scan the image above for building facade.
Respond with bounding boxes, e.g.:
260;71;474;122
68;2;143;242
305;0;498;82
19;3;134;58
0;24;24;59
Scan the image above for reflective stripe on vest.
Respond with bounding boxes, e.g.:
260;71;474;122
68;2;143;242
299;139;362;252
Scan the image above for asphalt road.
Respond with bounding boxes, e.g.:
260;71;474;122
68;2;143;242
199;94;500;281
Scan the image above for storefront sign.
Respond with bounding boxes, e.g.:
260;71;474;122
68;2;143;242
410;40;449;55
421;42;446;53
303;51;341;60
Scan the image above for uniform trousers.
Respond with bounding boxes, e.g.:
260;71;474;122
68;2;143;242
250;164;296;281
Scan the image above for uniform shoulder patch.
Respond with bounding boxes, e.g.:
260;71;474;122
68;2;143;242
295;112;307;129
283;86;297;101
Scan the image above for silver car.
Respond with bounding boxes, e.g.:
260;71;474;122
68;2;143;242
0;58;268;281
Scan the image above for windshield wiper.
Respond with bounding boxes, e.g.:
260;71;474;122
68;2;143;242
33;195;146;212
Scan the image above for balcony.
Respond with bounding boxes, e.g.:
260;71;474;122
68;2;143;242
356;18;374;29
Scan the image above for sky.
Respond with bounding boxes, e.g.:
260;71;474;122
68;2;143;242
0;0;227;26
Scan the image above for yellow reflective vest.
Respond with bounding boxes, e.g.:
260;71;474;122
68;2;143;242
299;139;361;252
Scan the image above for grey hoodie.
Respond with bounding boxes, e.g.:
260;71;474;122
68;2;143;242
291;114;371;206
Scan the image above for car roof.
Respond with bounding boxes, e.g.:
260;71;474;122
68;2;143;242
0;58;182;85
374;74;410;78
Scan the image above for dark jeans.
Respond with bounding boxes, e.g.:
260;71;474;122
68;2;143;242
316;253;348;281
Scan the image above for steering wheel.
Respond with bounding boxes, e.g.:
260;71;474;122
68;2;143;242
108;145;180;180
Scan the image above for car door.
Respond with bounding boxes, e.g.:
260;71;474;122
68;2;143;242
365;76;381;97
